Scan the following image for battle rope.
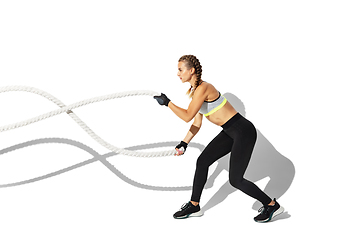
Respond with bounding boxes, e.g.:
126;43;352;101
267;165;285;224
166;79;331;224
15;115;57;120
0;86;177;157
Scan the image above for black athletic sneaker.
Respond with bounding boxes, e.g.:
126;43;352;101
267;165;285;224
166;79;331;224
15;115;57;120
173;201;203;219
254;198;284;223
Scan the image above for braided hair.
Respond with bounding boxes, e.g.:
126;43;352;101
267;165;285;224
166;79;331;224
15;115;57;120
178;55;203;98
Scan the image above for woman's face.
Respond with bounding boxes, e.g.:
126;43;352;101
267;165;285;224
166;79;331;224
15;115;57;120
177;61;193;83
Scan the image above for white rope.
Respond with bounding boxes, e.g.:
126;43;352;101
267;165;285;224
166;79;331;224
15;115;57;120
0;86;177;158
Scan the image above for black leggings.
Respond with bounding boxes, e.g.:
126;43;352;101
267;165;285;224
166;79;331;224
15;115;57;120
191;113;272;205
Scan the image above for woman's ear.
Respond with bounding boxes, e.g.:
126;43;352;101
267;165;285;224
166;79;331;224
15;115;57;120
190;67;195;75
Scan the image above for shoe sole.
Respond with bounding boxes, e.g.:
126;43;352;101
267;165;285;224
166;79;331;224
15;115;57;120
174;210;204;219
255;206;284;223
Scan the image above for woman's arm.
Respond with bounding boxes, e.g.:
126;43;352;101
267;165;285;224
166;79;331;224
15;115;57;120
175;113;203;156
183;112;203;143
168;85;207;123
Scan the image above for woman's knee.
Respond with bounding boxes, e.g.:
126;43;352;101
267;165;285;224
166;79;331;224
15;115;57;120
229;176;248;191
229;175;240;188
196;154;210;169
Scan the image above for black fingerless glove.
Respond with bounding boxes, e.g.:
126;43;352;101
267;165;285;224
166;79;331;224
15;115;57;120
154;93;170;106
175;141;188;153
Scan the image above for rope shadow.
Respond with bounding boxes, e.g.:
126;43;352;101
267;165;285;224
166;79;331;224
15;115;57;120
0;138;204;191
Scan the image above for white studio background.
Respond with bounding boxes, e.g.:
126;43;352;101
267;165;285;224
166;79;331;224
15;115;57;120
0;1;359;239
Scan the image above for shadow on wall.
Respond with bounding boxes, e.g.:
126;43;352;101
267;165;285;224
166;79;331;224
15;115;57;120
0;93;295;217
202;93;295;213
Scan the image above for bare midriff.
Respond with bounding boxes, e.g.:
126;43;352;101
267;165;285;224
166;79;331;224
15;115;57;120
205;101;238;126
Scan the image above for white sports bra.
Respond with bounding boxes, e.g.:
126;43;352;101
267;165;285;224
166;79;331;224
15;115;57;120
199;92;227;116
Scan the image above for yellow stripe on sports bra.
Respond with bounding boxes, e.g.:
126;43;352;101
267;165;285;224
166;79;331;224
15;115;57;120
204;98;227;116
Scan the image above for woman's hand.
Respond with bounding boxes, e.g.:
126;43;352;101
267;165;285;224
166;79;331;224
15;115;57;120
175;148;184;156
154;93;171;106
175;141;188;156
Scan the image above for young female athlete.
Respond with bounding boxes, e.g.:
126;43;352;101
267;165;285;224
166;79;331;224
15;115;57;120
154;55;284;222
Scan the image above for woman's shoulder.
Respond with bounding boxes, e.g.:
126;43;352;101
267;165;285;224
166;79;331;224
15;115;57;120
198;81;217;92
198;81;213;89
196;81;219;101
